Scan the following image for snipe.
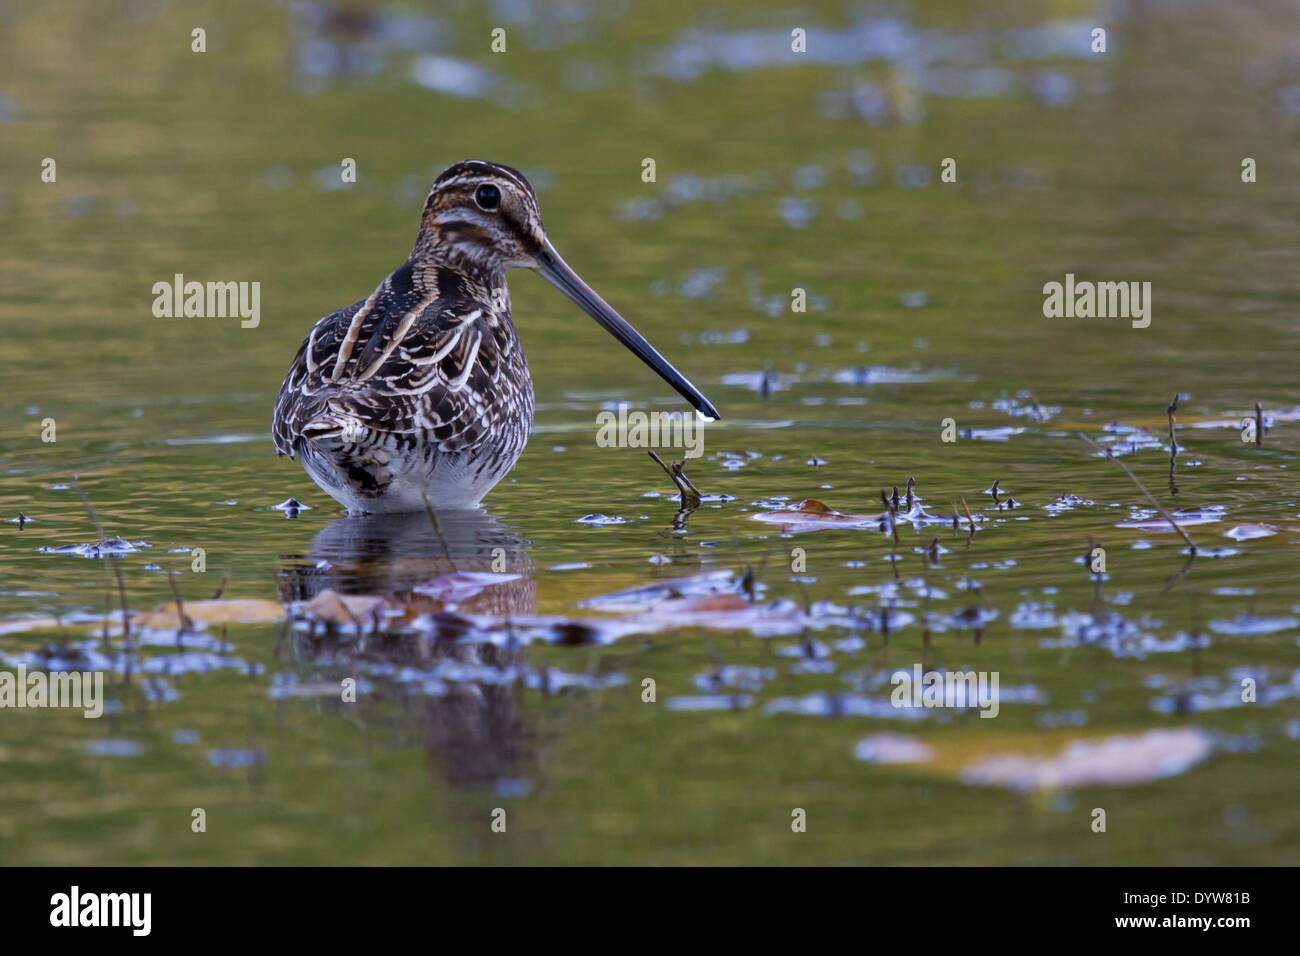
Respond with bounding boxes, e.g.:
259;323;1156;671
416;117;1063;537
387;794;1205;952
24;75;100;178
273;160;718;514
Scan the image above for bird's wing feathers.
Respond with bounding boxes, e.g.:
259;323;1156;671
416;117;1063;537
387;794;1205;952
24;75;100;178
272;267;512;458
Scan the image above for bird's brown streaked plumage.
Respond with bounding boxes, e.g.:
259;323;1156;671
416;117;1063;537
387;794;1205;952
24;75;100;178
273;159;718;514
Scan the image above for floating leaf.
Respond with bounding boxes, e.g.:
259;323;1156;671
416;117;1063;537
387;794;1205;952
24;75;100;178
0;615;63;636
414;572;522;605
294;590;397;626
133;598;284;628
752;498;884;532
959;728;1213;792
579;570;740;611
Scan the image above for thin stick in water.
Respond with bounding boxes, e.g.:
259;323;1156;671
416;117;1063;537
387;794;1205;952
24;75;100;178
1079;432;1196;553
1166;393;1180;496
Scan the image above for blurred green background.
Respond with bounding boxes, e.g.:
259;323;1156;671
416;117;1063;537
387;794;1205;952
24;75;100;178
1;0;1298;864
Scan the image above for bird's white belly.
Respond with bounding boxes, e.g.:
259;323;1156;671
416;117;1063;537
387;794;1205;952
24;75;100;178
301;437;522;514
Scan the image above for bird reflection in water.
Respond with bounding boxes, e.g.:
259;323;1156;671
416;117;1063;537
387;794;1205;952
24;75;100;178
277;508;537;789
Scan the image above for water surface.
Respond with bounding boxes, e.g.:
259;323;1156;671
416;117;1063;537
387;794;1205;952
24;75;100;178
1;0;1298;864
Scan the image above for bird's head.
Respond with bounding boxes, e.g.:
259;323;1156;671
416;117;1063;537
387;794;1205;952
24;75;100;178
417;159;545;275
416;159;719;420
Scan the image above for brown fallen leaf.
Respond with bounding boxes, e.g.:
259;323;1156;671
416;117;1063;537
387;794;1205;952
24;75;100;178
852;727;1215;794
414;572;523;609
960;728;1213;792
294;589;397;627
579;570;739;612
463;591;811;644
133;598;284;628
752;498;884;533
0;615;63;637
624;593;807;636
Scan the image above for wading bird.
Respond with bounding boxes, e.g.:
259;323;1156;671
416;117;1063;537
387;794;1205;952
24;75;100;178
273;160;718;514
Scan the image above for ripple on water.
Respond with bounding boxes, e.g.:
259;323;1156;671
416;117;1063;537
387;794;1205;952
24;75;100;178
37;539;150;558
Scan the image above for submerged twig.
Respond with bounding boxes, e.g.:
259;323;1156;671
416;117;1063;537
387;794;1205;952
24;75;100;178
879;489;899;547
1166;393;1180;496
958;496;976;533
1254;402;1264;447
72;479;131;645
1161;549;1197;594
956;496;977;550
739;564;758;604
419;478;460;573
648;450;702;510
167;570;193;641
1079;432;1196;554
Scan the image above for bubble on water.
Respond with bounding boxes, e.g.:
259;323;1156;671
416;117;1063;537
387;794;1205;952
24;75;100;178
1032;70;1075;106
1277;85;1300;115
778;197;816;228
85;740;143;758
792;164;828;190
263;165;293;191
412;55;506;100
575;514;628;526
895;164;931;188
63;196;94;218
665;694;752;711
494;778;532;798
619;197;663;222
208;749;266;769
678;267;727;299
694;666;775;692
766;692;928;720
854;733;934;764
1038;710;1088;728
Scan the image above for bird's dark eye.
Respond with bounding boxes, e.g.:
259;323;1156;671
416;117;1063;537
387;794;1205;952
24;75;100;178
475;184;501;210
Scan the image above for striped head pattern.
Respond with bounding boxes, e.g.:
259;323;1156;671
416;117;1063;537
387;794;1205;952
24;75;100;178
415;160;546;277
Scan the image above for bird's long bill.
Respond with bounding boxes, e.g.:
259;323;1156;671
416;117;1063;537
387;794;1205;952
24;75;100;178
537;241;720;420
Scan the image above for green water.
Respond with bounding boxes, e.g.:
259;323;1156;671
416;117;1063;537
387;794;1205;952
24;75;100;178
2;0;1299;864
